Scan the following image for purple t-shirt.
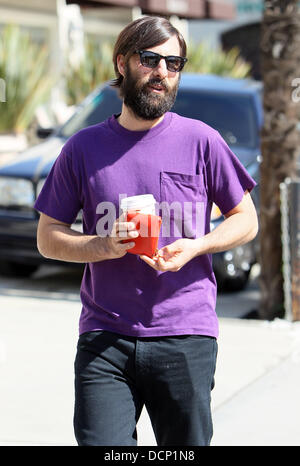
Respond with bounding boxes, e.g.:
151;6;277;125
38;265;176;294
34;112;256;338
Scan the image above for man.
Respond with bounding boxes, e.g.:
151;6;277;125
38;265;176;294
35;16;258;446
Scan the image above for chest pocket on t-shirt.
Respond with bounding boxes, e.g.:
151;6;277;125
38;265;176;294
159;171;206;241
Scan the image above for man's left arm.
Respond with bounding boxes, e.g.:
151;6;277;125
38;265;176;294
140;190;258;272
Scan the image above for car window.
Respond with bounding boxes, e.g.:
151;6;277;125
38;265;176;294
59;86;122;138
171;90;258;149
59;84;259;149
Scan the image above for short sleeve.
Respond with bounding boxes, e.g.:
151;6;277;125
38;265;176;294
204;130;256;215
34;146;82;224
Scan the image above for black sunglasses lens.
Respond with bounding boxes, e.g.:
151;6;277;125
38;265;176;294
139;51;185;72
140;52;160;68
166;57;183;72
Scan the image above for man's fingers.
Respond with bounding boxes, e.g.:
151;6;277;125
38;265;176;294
139;254;158;269
122;241;135;250
117;221;136;232
112;221;138;239
140;254;169;271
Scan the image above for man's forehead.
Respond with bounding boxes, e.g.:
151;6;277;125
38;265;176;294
146;36;181;56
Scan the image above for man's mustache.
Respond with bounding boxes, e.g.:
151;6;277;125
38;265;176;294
145;78;169;92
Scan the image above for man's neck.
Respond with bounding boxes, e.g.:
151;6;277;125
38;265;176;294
117;103;165;131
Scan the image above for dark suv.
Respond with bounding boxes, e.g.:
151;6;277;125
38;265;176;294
0;73;262;290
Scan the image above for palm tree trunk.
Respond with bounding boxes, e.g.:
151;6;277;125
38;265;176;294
259;0;300;320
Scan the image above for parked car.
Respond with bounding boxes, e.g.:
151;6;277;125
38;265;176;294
0;73;262;290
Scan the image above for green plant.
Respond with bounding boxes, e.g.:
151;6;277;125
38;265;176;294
185;42;251;78
0;24;54;133
64;38;115;106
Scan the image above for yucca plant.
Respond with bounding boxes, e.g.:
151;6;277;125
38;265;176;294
185;42;251;78
65;38;115;106
0;24;54;133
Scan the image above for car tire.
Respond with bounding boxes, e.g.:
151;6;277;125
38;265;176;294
0;260;39;277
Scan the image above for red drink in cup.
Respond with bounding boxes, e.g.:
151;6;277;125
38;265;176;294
120;195;162;258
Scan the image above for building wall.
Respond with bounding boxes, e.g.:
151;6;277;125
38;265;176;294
0;0;134;76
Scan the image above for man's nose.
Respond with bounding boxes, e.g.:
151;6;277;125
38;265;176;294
153;58;168;79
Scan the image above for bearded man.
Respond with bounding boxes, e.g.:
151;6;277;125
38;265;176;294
34;16;258;446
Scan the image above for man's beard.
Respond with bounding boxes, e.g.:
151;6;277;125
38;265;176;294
120;63;179;121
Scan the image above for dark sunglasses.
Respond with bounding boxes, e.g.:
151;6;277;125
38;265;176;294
135;50;187;73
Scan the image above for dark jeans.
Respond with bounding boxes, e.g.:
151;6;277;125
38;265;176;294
73;330;218;446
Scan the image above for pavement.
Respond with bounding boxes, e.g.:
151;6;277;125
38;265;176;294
0;267;299;446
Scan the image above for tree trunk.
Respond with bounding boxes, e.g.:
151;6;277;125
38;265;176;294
259;0;300;320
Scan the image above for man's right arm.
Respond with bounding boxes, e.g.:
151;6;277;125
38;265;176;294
36;213;138;263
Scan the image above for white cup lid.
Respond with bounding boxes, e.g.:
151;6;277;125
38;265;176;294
120;194;156;211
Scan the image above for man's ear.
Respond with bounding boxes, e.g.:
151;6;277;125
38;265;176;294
116;54;126;77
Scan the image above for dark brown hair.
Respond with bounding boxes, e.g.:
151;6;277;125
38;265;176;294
110;16;187;88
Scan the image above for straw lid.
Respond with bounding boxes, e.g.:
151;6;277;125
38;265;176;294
120;194;156;211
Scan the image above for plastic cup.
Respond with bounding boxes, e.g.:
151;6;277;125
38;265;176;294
120;195;162;257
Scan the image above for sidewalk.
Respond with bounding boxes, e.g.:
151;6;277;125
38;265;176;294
0;291;299;446
211;318;300;446
138;317;300;446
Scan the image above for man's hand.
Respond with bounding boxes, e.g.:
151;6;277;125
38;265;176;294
140;238;198;272
102;215;139;259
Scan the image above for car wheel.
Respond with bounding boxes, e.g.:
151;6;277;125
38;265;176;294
0;260;39;277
